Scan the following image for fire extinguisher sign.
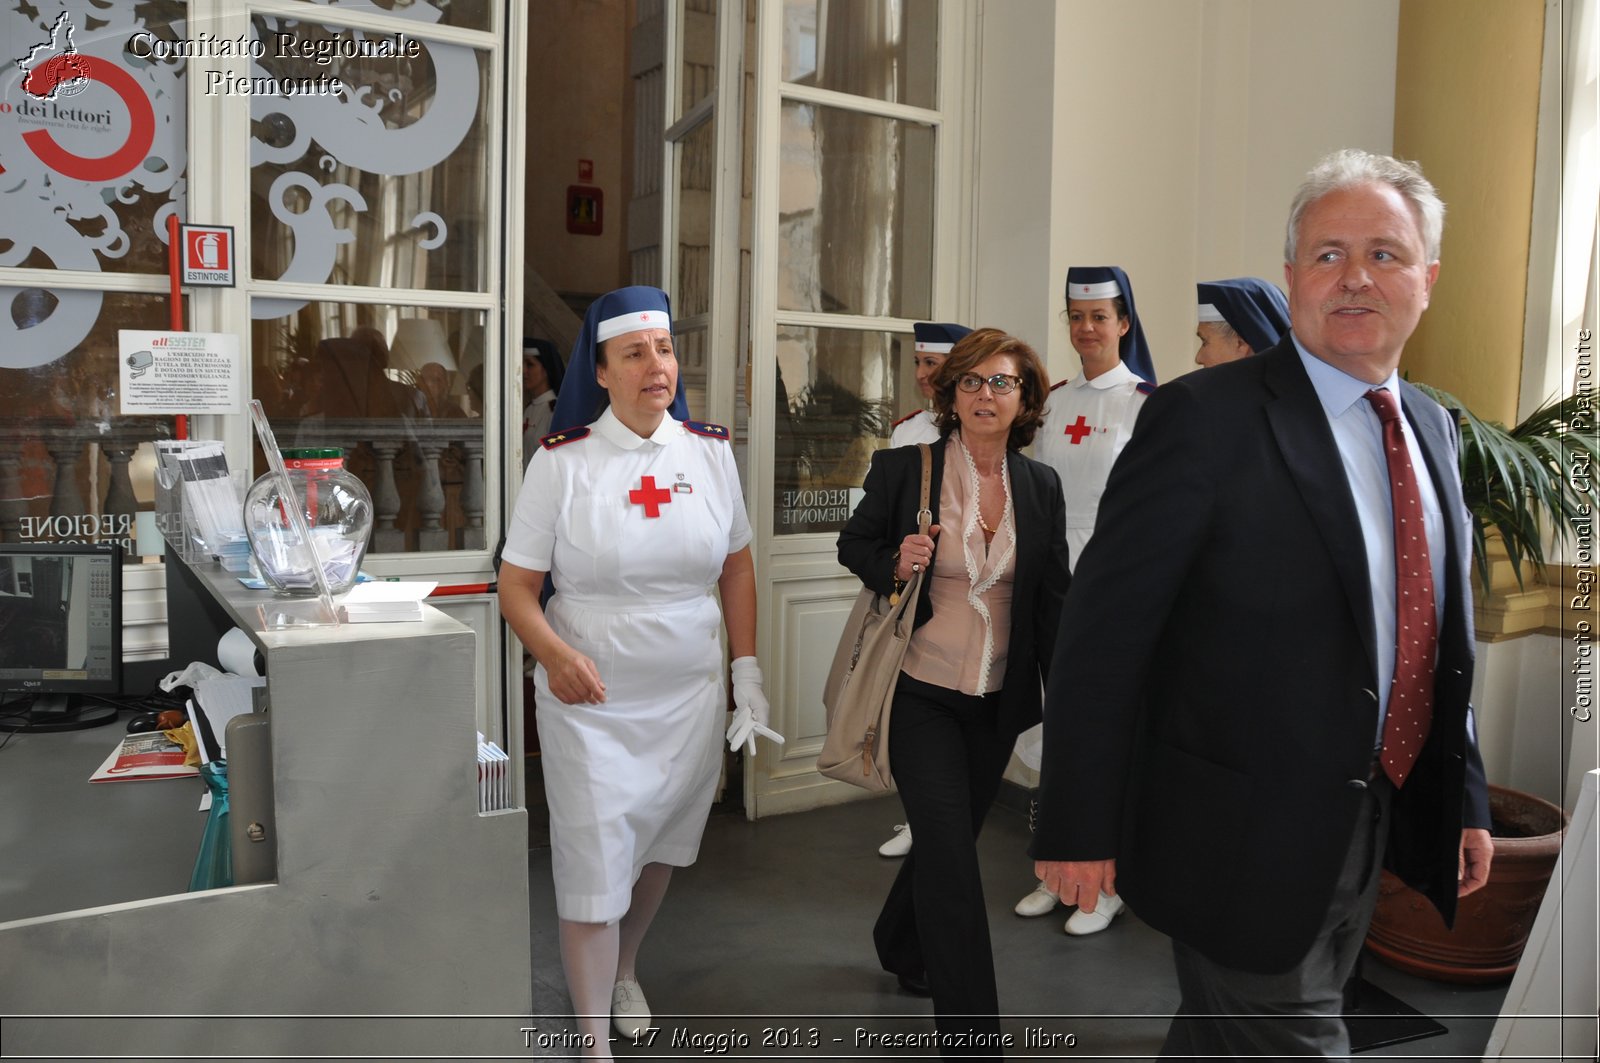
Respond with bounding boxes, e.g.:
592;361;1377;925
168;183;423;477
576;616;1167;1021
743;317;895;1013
179;224;236;287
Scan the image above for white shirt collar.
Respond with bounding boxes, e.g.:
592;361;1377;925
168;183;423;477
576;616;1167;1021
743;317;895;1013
1291;332;1401;419
1070;361;1139;390
592;406;681;450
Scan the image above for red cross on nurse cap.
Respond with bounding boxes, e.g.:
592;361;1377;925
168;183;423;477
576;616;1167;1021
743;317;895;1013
1063;265;1157;385
913;322;973;354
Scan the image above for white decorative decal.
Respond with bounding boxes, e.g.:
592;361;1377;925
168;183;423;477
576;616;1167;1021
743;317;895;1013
251;172;368;320
248;7;480;318
1;6;188;368
412;211;447;250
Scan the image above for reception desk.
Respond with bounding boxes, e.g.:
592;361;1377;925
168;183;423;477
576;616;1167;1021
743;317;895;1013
0;557;531;1055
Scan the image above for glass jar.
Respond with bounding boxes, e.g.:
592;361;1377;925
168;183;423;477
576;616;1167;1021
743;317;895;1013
243;448;373;596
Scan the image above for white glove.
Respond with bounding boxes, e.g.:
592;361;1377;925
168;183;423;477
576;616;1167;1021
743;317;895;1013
726;656;784;755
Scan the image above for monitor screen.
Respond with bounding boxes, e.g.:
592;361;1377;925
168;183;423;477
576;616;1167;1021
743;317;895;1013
0;543;122;730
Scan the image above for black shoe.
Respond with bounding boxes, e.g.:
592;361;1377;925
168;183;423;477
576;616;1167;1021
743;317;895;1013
895;971;932;997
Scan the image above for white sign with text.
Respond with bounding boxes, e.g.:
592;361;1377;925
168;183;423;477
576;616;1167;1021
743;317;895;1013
118;330;244;413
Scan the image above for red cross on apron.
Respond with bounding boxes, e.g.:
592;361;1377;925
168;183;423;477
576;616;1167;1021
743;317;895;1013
629;475;672;518
1063;415;1092;444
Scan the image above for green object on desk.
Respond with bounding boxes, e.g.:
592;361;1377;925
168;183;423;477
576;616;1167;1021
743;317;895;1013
189;761;233;892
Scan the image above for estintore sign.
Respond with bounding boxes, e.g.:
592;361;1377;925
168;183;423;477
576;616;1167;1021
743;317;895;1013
179;224;235;286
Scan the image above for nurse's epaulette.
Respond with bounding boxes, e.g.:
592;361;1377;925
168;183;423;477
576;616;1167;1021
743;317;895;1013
684;420;730;441
1136;381;1156;397
1049;379;1071;392
540;426;590;449
892;409;925;428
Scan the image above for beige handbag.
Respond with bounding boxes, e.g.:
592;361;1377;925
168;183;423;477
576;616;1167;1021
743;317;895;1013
819;443;933;791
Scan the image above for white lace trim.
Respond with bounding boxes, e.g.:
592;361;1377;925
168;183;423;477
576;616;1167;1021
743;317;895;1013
955;434;1015;694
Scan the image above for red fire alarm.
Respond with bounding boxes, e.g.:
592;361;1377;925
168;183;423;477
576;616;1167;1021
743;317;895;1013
578;159;594;182
567;185;603;236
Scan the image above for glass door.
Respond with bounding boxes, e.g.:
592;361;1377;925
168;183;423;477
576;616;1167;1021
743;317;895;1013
746;0;973;815
661;0;743;432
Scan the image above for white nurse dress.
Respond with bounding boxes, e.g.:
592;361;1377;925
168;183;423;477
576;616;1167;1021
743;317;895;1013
1034;361;1150;572
890;407;940;448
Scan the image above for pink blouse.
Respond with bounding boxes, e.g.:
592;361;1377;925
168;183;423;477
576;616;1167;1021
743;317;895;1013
902;437;1015;696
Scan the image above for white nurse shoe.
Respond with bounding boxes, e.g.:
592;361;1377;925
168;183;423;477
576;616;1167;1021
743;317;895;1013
1063;891;1125;935
611;978;652;1038
878;824;912;858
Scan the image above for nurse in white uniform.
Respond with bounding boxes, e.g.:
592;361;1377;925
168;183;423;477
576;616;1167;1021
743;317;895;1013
520;336;564;470
1034;266;1157;567
1017;265;1157;930
499;286;778;1056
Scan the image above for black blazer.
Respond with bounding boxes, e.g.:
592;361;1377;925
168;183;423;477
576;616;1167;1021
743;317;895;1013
1030;339;1490;974
837;439;1072;738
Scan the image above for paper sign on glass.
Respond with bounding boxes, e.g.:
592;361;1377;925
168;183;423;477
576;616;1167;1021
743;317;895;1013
119;330;244;413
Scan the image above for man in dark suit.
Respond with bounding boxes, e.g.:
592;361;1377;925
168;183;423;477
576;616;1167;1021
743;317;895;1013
1031;149;1493;1058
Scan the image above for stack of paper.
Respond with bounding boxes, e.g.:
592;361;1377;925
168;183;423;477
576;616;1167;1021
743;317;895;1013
338;580;437;623
477;733;511;812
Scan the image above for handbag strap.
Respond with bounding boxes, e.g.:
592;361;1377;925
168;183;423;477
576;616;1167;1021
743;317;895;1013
888;443;935;609
916;442;932;536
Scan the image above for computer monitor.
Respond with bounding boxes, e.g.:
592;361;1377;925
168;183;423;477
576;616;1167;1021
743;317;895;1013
0;542;123;732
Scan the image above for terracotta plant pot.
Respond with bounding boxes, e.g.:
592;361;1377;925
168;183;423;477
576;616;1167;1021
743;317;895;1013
1364;784;1568;984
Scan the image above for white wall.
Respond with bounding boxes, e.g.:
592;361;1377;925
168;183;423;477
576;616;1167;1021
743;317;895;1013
971;0;1061;354
975;0;1400;386
1472;632;1597;812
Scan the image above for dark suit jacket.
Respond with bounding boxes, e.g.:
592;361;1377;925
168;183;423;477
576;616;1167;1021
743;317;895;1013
1030;338;1491;974
837;439;1072;738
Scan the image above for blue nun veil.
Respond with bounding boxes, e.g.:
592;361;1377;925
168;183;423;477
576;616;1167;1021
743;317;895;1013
549;285;689;434
1064;265;1156;384
1196;277;1291;355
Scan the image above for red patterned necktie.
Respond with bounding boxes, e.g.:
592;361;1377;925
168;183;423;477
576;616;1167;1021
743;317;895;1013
1365;388;1437;787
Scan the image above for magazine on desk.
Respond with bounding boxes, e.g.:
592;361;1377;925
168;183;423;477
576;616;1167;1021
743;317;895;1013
89;732;199;783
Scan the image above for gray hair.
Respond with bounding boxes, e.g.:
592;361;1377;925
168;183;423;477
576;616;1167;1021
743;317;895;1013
1284;149;1444;264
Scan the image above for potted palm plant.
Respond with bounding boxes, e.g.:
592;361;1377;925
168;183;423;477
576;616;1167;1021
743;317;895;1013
1363;384;1595;983
1416;384;1599;593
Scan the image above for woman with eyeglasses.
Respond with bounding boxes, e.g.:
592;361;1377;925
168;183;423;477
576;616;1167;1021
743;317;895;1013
1013;265;1158;930
838;328;1071;1057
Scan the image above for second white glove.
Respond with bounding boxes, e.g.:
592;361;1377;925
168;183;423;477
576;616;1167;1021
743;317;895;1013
726;656;784;755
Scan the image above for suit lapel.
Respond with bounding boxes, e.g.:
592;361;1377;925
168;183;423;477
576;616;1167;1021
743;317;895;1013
1261;342;1379;679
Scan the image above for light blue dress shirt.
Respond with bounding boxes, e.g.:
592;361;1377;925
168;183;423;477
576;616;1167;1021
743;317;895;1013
1293;336;1447;746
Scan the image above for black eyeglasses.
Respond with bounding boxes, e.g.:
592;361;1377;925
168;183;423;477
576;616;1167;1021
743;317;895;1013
957;372;1022;395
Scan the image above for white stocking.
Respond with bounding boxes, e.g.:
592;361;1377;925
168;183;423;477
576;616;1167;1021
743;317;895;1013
558;917;619;1060
616;863;673;981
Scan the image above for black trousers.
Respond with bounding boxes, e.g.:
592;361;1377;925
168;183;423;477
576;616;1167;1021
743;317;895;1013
874;673;1015;1057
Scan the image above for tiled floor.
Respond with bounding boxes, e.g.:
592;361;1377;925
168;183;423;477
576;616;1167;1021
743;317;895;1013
523;778;1511;1060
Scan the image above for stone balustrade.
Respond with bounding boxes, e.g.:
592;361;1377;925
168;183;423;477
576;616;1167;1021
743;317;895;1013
0;417;172;545
272;417;486;554
0;416;485;557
